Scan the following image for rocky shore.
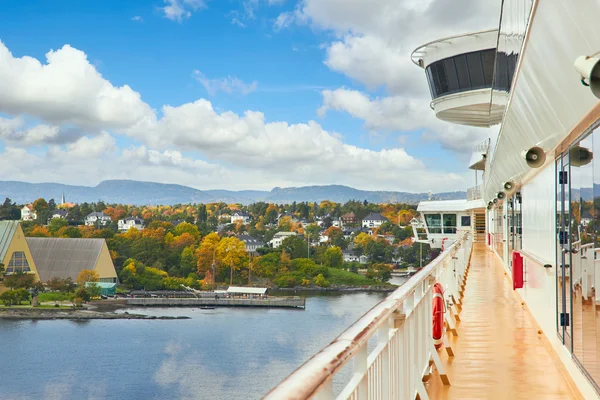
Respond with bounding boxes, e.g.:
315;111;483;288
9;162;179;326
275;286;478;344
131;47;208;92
0;307;189;320
274;284;397;293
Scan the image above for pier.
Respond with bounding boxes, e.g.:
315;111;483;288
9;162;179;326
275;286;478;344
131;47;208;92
126;297;306;309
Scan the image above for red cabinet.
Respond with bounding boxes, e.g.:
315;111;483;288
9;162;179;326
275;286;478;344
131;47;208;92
512;251;524;289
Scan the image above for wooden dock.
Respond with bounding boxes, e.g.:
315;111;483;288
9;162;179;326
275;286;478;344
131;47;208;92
126;297;306;309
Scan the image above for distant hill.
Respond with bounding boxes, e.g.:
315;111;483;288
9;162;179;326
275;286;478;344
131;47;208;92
0;180;466;205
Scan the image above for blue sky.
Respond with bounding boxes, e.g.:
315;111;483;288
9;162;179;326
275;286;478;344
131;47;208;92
0;0;497;192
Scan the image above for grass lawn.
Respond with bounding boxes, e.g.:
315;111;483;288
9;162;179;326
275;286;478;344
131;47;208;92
38;292;72;302
326;268;380;286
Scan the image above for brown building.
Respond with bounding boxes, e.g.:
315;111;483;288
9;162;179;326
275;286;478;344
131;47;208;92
341;212;357;225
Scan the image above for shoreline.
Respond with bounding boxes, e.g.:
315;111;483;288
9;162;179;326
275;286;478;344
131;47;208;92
273;285;397;293
0;307;189;320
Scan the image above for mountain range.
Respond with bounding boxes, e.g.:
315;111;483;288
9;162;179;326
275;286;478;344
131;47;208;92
0;180;466;206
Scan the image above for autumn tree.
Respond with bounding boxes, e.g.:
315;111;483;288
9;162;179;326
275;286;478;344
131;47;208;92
174;222;200;241
216;237;247;285
196;233;221;277
29;225;51;237
76;269;100;285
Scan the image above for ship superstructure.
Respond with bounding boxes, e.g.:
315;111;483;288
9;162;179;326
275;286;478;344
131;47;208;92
267;1;600;398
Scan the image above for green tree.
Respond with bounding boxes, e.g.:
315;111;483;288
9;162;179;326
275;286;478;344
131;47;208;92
196;204;208;223
48;218;69;234
324;246;344;269
314;273;329;288
281;235;309;259
3;272;36;290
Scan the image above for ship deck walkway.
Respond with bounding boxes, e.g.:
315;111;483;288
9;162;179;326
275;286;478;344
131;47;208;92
425;243;582;399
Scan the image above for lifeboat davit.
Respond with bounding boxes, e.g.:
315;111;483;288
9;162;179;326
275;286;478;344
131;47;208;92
432;282;445;349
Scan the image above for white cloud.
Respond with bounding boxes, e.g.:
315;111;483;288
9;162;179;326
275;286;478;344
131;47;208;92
274;11;295;31
0;116;59;146
0;40;153;131
268;0;285;5
162;0;206;22
0;40;475;192
192;70;258;95
131;16;144;22
319;88;495;153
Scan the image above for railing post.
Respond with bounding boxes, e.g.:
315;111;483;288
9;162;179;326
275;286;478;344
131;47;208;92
313;379;333;400
379;317;392;400
354;343;368;398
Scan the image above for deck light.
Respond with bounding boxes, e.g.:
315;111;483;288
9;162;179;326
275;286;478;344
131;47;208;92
575;55;600;98
523;146;546;168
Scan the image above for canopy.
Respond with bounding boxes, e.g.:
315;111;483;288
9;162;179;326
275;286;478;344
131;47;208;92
227;286;267;295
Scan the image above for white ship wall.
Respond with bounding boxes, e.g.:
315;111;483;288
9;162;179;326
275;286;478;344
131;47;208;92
521;163;555;264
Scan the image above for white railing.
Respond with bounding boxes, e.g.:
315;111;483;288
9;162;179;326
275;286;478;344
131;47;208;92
467;184;482;201
264;233;472;400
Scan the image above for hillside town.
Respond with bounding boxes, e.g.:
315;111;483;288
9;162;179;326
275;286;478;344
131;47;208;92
0;194;432;297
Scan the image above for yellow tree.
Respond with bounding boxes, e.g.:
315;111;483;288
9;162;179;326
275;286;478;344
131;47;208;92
216;237;247;285
280;250;291;273
76;269;99;285
196;232;221;277
278;216;292;231
354;232;374;252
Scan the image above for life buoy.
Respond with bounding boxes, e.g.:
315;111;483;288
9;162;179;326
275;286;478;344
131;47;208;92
441;237;449;251
432;282;445;349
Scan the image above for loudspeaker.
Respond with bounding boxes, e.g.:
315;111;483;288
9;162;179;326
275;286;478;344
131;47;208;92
493;198;498;204
487;204;492;210
504;180;515;192
570;145;593;167
575;56;600;98
497;191;506;200
523;146;546;168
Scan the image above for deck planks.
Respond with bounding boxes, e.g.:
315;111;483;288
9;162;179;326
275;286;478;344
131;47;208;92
425;243;582;400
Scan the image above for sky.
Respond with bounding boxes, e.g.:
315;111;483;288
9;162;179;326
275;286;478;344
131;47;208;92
0;0;501;193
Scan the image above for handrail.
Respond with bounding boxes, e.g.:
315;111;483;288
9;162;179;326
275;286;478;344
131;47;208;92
264;232;470;399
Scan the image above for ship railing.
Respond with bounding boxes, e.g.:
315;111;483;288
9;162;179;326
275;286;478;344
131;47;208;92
264;232;472;400
467;184;482;200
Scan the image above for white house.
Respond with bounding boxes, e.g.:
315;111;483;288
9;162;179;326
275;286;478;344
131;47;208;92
343;251;359;263
231;211;251;224
269;232;298;248
21;205;37;221
85;212;111;226
118;217;144;231
362;213;389;228
238;235;264;254
50;209;68;220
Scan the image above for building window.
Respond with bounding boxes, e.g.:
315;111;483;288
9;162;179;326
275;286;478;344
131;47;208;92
425;214;442;234
461;216;471;227
443;214;457;234
6;251;31;273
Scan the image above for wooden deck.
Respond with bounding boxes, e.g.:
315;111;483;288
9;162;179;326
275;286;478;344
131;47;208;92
425;243;582;399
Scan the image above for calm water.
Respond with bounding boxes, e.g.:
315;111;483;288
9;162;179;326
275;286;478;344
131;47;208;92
0;291;400;400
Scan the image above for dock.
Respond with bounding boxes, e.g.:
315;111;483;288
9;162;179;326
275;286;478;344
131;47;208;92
126;297;306;309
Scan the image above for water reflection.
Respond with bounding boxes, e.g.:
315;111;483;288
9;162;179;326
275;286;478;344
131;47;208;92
0;293;385;400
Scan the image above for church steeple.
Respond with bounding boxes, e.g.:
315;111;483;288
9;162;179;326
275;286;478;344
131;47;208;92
61;192;65;205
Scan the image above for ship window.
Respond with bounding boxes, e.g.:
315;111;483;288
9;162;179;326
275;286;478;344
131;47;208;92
454;55;470;89
481;49;495;85
425;214;442;234
424;49;495;100
461;216;471;227
466;52;485;88
443;214;457;234
444;58;459;93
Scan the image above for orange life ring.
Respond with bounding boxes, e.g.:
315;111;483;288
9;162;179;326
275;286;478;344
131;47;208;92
441;237;448;251
432;282;445;349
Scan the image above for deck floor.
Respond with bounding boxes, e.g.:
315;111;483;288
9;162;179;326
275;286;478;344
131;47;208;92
425;243;582;400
